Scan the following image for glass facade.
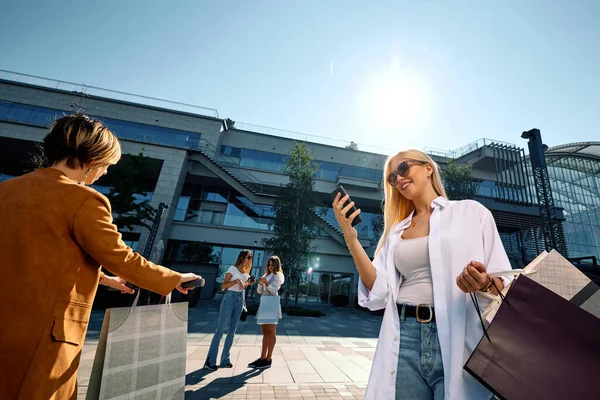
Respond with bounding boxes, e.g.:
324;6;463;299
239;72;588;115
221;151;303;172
546;156;600;259
220;145;382;182
295;271;354;304
473;179;531;203
0;100;203;149
174;184;275;231
318;206;383;241
164;240;266;296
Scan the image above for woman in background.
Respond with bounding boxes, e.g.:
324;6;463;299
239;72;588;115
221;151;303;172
204;249;255;370
248;255;285;370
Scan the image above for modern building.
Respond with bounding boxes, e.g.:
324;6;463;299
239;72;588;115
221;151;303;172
1;70;598;307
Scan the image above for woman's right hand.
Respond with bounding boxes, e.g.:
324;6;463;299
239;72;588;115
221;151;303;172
332;193;361;241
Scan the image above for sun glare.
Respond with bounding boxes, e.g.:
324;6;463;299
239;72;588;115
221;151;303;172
357;62;433;137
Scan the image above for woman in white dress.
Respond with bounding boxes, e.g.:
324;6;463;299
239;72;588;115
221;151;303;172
332;149;512;400
248;255;285;370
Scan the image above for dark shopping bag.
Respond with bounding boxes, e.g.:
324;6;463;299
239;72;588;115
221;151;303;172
465;275;600;400
86;294;188;400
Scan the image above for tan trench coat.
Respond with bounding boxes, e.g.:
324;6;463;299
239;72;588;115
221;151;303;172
0;168;181;399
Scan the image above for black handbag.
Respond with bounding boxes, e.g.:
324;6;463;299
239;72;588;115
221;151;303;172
240;296;248;321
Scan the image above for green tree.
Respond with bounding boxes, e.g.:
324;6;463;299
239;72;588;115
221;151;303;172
106;153;156;231
442;159;478;200
264;142;321;307
181;241;217;264
225;118;236;129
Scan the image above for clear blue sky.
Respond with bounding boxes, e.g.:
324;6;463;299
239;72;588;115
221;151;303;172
1;0;599;154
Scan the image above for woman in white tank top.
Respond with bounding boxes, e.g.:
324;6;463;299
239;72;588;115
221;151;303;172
332;149;512;400
204;249;256;370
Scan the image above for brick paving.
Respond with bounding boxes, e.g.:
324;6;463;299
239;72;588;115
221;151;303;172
77;298;383;399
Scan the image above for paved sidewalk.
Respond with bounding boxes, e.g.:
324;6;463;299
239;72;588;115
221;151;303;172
77;299;383;399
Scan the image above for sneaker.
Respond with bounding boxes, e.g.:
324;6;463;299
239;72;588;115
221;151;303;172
221;362;233;368
256;359;272;369
248;358;264;368
203;359;218;371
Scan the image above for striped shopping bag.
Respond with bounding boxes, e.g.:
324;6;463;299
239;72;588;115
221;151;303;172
86;294;188;400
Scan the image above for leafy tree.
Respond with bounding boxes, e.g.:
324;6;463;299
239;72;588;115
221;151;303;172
106;153;156;231
441;159;478;200
264;142;321;307
225;118;236;129
181;241;217;264
345;141;359;150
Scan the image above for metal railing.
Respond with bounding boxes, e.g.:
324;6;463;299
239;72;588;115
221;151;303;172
424;138;518;159
233;121;396;155
0;69;220;118
197;139;277;195
173;208;274;231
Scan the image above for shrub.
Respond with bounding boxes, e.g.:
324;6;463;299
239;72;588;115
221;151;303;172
330;295;349;307
285;307;325;317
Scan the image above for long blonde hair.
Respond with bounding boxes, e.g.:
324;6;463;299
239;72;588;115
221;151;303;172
375;149;447;255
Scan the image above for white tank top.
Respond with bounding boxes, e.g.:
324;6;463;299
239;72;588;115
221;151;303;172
393;235;434;305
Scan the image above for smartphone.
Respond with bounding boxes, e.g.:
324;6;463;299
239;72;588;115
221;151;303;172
248;275;256;283
330;185;363;227
181;278;206;289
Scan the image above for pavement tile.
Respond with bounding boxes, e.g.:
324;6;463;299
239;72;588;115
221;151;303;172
77;299;380;400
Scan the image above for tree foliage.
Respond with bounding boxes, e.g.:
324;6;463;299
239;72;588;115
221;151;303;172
442;159;478;200
263;142;321;307
106;153;156;231
181;241;217;264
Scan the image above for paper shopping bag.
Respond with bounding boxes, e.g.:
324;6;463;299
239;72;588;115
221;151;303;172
256;295;281;325
86;299;188;400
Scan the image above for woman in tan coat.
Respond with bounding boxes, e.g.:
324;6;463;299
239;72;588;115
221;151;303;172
0;114;200;400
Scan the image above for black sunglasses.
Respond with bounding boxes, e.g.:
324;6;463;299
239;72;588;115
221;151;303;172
387;160;429;185
246;255;253;260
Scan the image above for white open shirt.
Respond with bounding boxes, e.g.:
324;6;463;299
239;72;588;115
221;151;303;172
359;197;512;400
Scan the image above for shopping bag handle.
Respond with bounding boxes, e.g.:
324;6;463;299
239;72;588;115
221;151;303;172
131;289;172;309
470;276;504;342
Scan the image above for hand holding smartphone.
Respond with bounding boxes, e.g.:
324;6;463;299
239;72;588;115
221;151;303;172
330;185;363;227
181;277;206;289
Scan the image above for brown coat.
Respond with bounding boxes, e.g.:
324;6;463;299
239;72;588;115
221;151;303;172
0;168;181;400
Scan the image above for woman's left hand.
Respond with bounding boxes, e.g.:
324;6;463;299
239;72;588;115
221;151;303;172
101;275;135;294
456;261;489;293
258;277;268;285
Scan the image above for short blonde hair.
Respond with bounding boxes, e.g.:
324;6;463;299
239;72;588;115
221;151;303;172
43;114;121;168
376;149;447;255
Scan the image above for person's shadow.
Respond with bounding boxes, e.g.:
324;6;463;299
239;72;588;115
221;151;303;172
185;368;264;399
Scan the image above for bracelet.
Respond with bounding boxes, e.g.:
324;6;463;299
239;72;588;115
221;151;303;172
480;277;494;293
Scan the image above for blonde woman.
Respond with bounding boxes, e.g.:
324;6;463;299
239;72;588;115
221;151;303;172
248;256;285;369
332;150;512;400
0;114;200;400
204;249;255;370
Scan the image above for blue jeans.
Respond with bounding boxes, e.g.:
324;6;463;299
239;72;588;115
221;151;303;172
395;305;445;400
206;290;244;366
